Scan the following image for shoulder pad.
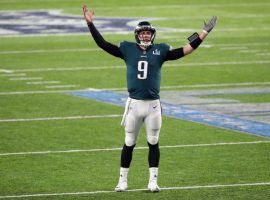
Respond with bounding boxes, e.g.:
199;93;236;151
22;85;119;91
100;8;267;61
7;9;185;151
157;43;171;50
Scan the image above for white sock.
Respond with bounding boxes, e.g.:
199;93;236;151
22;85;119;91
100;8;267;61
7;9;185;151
119;167;129;182
149;167;158;182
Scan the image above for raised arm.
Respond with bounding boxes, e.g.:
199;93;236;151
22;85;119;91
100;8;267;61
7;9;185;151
82;5;124;59
165;16;217;61
183;16;217;55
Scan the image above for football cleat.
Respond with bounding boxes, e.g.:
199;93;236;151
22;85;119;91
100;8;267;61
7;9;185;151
148;180;160;192
115;180;128;192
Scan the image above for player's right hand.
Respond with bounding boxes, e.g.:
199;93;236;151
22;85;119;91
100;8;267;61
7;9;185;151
83;5;94;23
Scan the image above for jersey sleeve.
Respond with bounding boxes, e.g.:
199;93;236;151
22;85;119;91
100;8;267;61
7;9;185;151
165;47;185;61
87;22;124;59
161;43;184;61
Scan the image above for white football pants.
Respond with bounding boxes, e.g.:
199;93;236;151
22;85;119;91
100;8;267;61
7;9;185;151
121;97;162;146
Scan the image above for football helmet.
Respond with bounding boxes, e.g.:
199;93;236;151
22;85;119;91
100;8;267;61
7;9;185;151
134;21;156;48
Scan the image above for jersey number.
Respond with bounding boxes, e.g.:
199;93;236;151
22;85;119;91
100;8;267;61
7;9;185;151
137;61;148;79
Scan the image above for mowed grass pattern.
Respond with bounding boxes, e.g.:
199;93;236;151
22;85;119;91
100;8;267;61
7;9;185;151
0;0;270;199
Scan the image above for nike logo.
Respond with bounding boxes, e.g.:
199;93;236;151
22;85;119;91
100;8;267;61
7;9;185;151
153;105;158;109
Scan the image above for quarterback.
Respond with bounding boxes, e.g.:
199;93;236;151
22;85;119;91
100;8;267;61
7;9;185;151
83;4;217;192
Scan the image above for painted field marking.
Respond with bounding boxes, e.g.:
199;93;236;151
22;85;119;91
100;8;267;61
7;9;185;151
1;8;269;38
0;48;100;54
3;60;270;73
0;140;270;156
166;60;270;67
87;82;270;91
0;182;269;199
1;82;270;95
10;66;123;72
9;77;43;81
257;53;270;56
0;69;13;73
1;26;269;38
220;47;248;50
0;114;122;123
45;85;78;89
0;89;78;95
160;82;270;89
26;81;60;85
1;141;269;157
239;50;266;53
0;43;268;55
213;42;270;47
71;90;270;137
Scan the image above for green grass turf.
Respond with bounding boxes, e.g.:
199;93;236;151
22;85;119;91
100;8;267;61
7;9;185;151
16;186;270;200
0;94;123;119
1;143;269;198
0;114;263;153
0;0;270;199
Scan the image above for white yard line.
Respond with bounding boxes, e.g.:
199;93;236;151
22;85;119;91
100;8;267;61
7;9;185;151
0;48;100;54
0;182;269;199
239;50;266;53
1;81;270;95
0;141;269;156
0;114;122;123
213;42;270;47
160;82;270;89
0;69;13;73
166;60;270;67
0;89;79;95
12;66;123;72
220;47;248;50
45;85;78;89
93;82;270;91
257;53;270;56
0;43;268;55
26;81;60;85
2;60;270;73
9;77;43;81
1;27;268;38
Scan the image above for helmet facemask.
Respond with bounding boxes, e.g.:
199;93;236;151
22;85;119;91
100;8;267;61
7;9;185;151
134;21;156;48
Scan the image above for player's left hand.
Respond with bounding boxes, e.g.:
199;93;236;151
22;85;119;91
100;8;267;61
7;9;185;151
203;16;217;34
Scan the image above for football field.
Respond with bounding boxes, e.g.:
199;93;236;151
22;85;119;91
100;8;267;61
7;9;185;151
0;0;270;199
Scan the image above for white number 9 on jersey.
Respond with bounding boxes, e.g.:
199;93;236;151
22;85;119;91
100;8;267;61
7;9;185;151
137;61;148;79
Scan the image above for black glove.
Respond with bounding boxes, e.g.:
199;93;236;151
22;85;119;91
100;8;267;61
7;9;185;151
203;16;217;34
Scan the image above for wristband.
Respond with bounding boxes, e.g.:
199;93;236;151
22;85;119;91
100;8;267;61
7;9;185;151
188;32;202;49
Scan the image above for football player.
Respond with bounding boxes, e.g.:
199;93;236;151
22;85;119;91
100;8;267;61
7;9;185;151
83;4;217;192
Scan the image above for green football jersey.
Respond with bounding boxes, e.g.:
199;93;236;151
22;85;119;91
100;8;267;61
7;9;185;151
120;41;171;100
